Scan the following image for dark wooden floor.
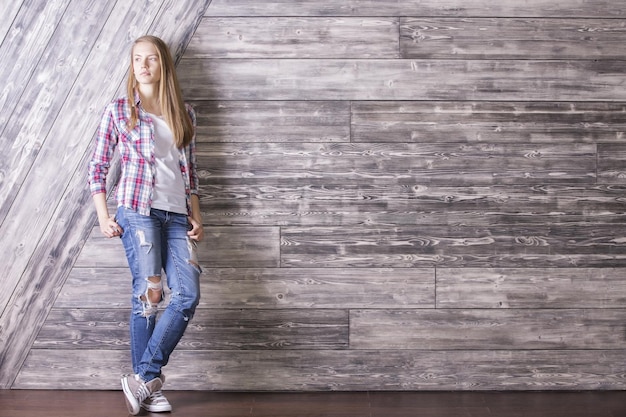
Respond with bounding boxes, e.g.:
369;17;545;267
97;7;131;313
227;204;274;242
1;390;625;417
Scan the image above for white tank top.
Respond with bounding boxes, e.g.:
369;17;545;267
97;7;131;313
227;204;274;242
149;113;187;214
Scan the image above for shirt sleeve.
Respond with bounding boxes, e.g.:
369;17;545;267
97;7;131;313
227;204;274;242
88;102;119;196
186;103;199;196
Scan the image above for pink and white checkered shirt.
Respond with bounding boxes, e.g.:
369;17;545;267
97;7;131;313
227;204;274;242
88;94;198;216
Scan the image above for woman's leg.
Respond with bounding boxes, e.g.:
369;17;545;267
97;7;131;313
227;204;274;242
136;211;201;381
116;207;164;375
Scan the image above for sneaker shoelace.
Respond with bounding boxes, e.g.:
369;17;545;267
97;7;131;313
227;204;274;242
147;390;167;403
135;380;152;403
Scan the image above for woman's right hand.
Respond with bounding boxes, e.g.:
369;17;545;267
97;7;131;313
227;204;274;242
93;193;122;238
99;215;123;238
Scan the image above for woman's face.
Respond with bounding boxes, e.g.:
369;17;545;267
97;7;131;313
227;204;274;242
132;41;161;86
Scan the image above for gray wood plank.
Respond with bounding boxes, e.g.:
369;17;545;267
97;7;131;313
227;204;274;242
72;230;127;268
192;101;350;142
352;101;626;144
280;224;626;268
0;0;69;141
56;268;132;308
598;144;626;184
34;308;349;350
0;0;25;46
196;143;596;185
14;349;626;390
56;267;435;309
74;226;280;268
0;0;73;224
400;18;626;59
205;0;625;18
34;309;130;350
178;59;626;101
15;350;131;389
437;268;626;308
188;17;399;58
350;309;626;350
138;349;626;391
198;183;626;226
0;0;212;390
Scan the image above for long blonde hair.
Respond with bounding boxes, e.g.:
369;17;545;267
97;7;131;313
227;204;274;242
126;35;193;148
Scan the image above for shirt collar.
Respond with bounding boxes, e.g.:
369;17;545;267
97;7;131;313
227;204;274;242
133;90;141;107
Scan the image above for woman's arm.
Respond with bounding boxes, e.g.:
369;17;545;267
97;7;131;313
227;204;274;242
89;102;121;238
185;104;203;242
187;194;204;242
92;192;122;238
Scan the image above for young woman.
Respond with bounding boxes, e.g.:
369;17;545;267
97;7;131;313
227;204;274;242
88;35;202;415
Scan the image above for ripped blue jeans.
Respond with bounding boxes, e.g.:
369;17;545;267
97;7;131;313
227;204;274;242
116;206;201;382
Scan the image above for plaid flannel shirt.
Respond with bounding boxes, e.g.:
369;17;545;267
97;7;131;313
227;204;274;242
88;94;198;216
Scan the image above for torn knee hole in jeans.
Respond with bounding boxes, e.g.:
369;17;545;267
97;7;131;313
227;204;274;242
139;276;162;317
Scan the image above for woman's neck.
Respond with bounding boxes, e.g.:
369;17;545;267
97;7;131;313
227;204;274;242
138;85;161;116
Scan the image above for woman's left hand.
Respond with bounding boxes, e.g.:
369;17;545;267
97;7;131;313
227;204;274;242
187;217;204;242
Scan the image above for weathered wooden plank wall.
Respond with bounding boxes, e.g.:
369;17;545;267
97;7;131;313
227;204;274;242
5;0;626;390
